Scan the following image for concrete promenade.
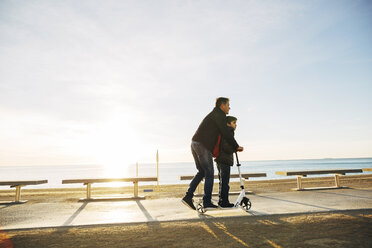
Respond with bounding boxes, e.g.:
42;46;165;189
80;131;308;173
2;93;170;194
1;188;372;230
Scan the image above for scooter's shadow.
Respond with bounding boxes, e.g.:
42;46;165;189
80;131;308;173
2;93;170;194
196;208;264;218
246;210;265;216
197;213;215;219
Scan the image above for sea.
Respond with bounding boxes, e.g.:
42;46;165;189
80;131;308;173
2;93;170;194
1;158;371;189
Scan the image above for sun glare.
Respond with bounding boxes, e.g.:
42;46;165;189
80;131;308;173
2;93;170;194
82;113;141;178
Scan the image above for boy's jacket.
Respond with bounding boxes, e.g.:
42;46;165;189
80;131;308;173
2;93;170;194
215;126;235;166
192;107;239;152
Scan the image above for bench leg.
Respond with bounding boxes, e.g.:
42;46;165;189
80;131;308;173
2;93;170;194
15;186;22;202
334;174;341;188
86;183;92;199
297;176;303;190
134;182;138;198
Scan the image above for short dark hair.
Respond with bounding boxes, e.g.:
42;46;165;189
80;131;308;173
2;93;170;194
227;116;237;124
215;97;229;107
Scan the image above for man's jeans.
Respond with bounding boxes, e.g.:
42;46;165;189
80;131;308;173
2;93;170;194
186;141;214;204
216;162;231;203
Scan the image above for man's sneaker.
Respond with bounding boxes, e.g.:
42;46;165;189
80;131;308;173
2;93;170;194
203;202;218;210
218;202;235;209
182;196;196;210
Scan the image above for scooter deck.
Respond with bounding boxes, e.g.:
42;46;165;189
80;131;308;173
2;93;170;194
197;197;251;214
200;206;239;211
197;206;249;214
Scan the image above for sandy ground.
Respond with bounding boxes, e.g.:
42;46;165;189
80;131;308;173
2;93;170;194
1;174;372;248
1;210;371;248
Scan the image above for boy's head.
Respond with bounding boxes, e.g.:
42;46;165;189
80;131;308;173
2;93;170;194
226;116;237;130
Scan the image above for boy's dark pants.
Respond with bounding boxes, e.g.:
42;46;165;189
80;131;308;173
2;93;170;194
216;162;231;203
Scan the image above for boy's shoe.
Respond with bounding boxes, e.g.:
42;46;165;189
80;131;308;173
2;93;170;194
218;202;235;209
203;202;218;210
182;196;196;210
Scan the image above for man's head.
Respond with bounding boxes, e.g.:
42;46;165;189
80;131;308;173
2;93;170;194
215;97;230;114
227;116;237;130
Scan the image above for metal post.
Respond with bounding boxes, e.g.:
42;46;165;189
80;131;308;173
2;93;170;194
297;176;303;190
156;150;159;192
134;181;138;198
86;183;92;199
334;174;341;188
15;186;21;202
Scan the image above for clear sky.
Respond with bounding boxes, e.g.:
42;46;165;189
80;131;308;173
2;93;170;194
0;0;371;167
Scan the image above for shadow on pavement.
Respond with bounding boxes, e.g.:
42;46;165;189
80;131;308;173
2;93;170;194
135;200;156;222
314;190;372;200
0;204;15;210
63;202;89;226
254;194;337;211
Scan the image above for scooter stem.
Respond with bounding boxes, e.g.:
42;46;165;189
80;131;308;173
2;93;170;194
235;153;245;189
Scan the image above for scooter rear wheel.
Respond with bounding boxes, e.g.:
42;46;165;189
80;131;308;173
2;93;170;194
197;202;206;213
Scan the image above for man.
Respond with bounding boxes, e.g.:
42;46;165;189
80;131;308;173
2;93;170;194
182;97;244;210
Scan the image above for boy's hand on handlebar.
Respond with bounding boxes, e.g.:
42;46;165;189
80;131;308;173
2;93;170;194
237;146;244;152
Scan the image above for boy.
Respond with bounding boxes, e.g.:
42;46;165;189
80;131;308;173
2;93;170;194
215;116;238;208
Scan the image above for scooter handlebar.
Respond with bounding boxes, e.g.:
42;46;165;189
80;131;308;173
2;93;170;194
235;152;241;167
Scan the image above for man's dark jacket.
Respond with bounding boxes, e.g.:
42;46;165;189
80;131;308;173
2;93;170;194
215;126;235;166
192;107;239;152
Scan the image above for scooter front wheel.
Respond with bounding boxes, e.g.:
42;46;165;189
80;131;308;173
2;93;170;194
241;197;252;212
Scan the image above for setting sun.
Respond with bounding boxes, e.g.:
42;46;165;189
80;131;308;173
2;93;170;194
78;111;141;177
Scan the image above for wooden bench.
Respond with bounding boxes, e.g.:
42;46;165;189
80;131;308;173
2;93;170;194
0;180;48;203
275;169;363;191
179;173;267;196
362;168;372;172
62;177;158;201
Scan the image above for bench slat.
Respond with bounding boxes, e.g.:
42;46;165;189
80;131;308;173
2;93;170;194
179;173;266;181
62;177;158;184
0;180;48;186
275;169;362;176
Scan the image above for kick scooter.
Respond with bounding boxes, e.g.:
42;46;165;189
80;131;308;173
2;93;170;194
197;152;252;214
